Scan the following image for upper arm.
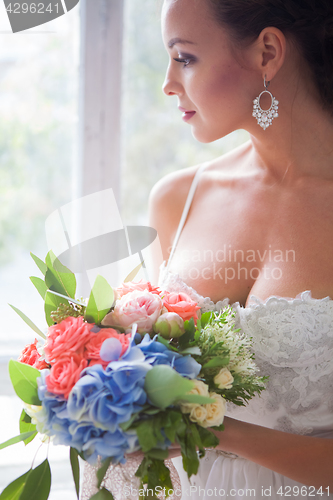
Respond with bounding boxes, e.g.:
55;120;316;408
148;172;180;270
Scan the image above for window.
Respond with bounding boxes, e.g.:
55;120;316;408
0;5;80;498
120;0;249;227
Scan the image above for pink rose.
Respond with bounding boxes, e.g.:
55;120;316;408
84;327;131;368
46;353;88;399
18;339;49;370
116;279;162;298
162;292;200;325
44;316;95;363
102;289;163;334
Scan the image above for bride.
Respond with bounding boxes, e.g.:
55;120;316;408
81;0;333;498
149;0;333;497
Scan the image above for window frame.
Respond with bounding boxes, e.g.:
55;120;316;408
78;0;124;208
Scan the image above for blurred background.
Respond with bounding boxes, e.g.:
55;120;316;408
0;0;248;497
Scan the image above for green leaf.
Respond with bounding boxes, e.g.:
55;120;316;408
144;365;195;409
136;420;158;452
178;346;201;355
142;408;160;416
203;356;230;369
44;290;69;327
30;277;48;300
19;410;37;445
84;275;114;324
161;411;182;443
8;360;41;405
156;335;177;352
46;290;85;307
137;458;173;496
0;469;31;500
97;457;112;489
119;411;140;431
45;250;76;298
30;252;47;276
146;448;169;460
8;304;46;340
176;394;215;405
89;488;114;500
19;459;51;500
200;311;215;328
0;432;37;451
70;448;80;499
211;423;225;432
197;426;220;448
123;261;144;283
188;422;203;450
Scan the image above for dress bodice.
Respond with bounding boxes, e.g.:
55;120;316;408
158;260;333;439
157;161;333;439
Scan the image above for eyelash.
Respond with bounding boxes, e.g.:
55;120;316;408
173;57;193;68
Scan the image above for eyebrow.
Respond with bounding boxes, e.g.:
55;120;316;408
168;38;197;48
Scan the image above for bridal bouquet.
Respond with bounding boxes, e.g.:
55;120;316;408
0;251;267;500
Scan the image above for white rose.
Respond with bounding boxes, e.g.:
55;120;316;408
201;393;226;428
189;405;208;425
179;379;210;414
23;403;44;425
23;403;49;435
214;367;234;389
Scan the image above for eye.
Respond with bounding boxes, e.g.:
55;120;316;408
173;57;193;68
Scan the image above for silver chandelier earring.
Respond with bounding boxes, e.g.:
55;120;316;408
252;76;279;130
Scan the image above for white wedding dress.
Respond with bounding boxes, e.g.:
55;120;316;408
81;164;333;500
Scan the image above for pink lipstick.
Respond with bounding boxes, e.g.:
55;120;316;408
178;106;196;122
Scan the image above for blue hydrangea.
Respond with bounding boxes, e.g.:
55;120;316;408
137;334;201;378
37;369;140;465
68;362;149;432
35;329;201;465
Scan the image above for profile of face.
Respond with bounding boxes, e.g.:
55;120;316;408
161;0;262;142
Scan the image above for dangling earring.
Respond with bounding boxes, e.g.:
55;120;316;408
252;76;279;130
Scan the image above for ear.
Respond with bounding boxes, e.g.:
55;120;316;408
253;27;286;82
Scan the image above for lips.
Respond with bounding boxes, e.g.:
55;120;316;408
178;106;196;122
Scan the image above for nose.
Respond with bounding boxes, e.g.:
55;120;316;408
162;63;183;96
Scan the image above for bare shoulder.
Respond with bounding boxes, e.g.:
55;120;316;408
148;140;252;262
148;162;204;261
149;140;252;216
149;163;202;218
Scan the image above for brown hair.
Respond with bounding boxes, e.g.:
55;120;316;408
208;0;333;113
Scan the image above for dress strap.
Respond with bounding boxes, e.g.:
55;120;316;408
166;162;209;272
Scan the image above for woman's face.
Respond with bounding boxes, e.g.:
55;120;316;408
161;0;258;142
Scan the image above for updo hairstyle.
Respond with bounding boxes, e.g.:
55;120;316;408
208;0;333;114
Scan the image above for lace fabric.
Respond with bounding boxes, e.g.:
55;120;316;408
81;457;182;500
159;260;333;434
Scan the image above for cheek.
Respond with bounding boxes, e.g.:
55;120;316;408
203;64;247;109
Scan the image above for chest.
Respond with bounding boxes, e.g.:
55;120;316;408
167;178;333;306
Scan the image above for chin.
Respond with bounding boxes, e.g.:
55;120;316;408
191;127;229;143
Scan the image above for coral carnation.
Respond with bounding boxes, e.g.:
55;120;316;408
18;339;49;369
46;353;88;399
116;279;162;298
162;292;200;325
44;316;94;363
84;327;131;368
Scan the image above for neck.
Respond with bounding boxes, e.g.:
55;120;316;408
247;74;333;183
